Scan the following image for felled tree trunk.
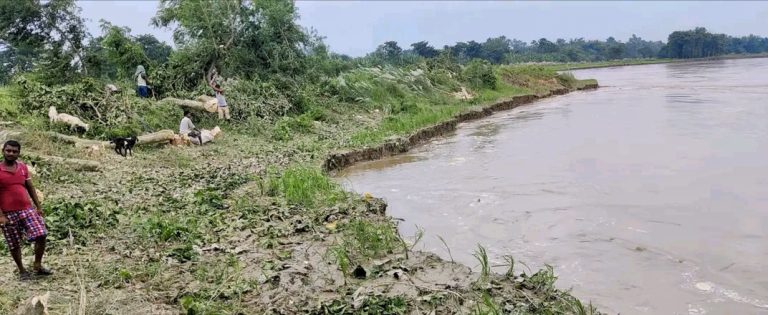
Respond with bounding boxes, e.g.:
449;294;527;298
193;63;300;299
46;130;177;148
26;152;101;172
0;129;21;142
134;129;176;146
161;97;217;113
45;132;103;148
196;95;215;103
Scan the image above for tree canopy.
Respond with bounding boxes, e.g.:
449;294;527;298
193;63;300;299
2;0;767;89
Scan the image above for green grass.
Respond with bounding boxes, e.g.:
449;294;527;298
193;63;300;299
473;82;530;103
342;219;401;259
472;293;502;315
574;78;599;89
349;104;464;146
473;244;491;285
347;79;535;148
329;219;402;277
266;165;346;207
0;86;19;118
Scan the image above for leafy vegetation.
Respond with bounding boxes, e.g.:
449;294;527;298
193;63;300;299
0;0;628;314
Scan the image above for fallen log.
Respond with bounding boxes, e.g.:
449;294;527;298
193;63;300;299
135;129;176;146
0;130;22;142
46;130;177;148
196;95;215;103
161;97;217;113
26;152;101;172
44;132;103;148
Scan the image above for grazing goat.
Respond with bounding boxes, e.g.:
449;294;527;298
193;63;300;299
48;106;89;133
110;136;138;157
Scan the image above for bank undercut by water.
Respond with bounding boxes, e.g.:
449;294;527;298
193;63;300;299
0;64;602;314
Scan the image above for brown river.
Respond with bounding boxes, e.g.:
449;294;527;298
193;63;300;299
337;58;768;314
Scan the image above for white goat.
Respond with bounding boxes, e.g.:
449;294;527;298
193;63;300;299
48;106;89;132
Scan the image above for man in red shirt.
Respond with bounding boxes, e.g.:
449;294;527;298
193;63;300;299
0;140;51;280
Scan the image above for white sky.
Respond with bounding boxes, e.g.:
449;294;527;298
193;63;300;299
78;1;768;57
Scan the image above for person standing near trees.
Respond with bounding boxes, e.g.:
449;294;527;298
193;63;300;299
209;78;230;120
134;65;150;98
0;140;52;280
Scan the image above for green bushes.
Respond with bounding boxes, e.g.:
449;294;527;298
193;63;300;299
328;66;439;104
12;74;182;139
462;59;497;89
227;79;293;119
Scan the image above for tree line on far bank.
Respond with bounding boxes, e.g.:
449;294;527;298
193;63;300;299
363;27;768;66
1;0;767;91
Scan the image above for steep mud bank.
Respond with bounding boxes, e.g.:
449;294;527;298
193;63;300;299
324;84;597;173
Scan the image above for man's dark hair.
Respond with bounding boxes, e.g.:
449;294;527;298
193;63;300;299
214;84;221;89
183;110;191;116
3;140;21;150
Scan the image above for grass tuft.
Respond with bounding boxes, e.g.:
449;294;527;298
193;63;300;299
265;165;345;207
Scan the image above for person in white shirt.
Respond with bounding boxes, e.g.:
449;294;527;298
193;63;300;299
209;78;230;120
134;65;150;98
179;111;203;145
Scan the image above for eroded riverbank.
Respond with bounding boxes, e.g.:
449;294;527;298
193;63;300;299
0;65;602;314
325;83;598;173
339;58;768;314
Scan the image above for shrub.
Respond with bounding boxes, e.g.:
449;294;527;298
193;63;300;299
461;59;497;89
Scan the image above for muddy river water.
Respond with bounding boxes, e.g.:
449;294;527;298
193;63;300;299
337;58;768;314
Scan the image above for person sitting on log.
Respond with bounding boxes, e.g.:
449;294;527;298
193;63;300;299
179;110;203;145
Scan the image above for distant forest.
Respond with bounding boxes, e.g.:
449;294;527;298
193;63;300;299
361;27;768;66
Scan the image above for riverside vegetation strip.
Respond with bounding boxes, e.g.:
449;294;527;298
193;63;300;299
3;2;767;311
0;64;603;314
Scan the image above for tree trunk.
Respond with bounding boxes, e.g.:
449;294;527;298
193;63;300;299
0;130;22;142
134;129;177;146
161;97;217;113
26;153;101;172
45;132;103;148
46;130;177;148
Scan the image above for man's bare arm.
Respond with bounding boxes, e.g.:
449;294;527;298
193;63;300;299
25;179;42;215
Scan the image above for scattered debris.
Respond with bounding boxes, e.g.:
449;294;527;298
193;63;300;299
15;292;49;315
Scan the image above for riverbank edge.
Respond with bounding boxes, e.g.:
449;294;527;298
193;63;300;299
323;83;598;173
552;53;768;71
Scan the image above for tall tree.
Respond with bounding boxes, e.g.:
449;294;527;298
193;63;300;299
0;0;89;83
153;0;309;88
481;36;511;64
410;41;438;58
99;21;148;79
375;41;402;63
662;27;728;58
135;34;173;64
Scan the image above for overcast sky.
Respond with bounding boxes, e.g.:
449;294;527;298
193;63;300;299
78;1;768;57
